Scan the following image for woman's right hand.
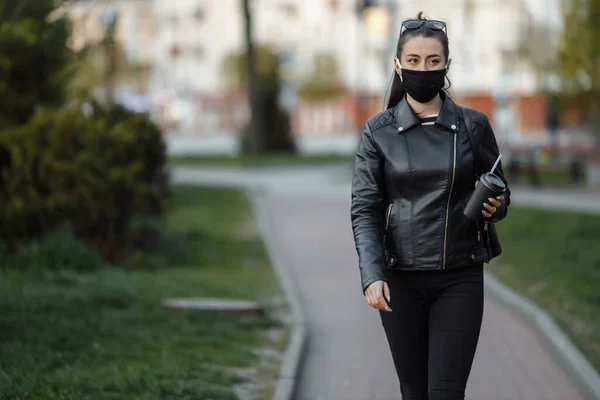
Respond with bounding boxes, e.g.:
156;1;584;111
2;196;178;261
365;280;392;312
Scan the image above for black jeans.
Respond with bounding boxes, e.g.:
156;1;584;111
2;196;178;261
379;265;484;400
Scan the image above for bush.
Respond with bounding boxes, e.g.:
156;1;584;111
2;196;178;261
0;0;75;128
0;225;109;271
0;102;169;262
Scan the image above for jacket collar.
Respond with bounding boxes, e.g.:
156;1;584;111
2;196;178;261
394;92;460;133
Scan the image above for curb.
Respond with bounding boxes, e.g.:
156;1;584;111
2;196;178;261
484;271;600;400
172;167;599;398
247;186;307;400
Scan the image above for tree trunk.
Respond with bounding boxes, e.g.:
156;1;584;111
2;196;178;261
103;15;119;106
242;0;264;153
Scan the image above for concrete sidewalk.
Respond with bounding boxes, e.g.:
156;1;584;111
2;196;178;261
172;164;600;214
172;165;596;400
266;194;583;400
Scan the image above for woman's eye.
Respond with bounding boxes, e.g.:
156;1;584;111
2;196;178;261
429;59;440;65
407;59;417;64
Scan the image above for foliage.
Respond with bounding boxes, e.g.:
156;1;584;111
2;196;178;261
517;19;557;88
557;0;600;134
0;225;110;271
0;0;76;128
72;40;154;98
0;103;169;262
299;52;346;102
223;45;296;153
223;44;281;93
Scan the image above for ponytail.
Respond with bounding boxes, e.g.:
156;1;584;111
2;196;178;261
385;72;405;110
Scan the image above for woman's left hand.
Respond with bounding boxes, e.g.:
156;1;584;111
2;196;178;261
475;180;504;218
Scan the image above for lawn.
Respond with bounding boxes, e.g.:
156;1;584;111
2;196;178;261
508;169;586;188
489;206;600;371
0;185;286;399
168;152;353;168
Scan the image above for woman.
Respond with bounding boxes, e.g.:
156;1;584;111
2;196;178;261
350;12;511;400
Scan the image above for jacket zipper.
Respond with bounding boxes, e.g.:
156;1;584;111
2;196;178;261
385;203;393;232
442;132;458;269
484;220;491;257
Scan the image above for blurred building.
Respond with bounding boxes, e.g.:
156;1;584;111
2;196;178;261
148;0;564;144
395;0;563;144
55;0;156;108
60;0;155;65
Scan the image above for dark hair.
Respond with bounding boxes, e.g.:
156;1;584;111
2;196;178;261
385;11;452;110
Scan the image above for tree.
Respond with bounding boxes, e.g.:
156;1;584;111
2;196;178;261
299;52;346;102
71;39;154;102
223;45;280;92
518;19;557;88
557;0;600;145
223;45;296;153
0;0;76;128
241;0;266;154
227;1;295;154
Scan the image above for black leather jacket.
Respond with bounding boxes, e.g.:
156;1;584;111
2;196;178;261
351;94;511;293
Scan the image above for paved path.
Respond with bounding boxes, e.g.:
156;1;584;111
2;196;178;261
172;164;600;214
172;165;594;400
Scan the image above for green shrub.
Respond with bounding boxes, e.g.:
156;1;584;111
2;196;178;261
1;225;109;271
0;102;169;262
0;0;76;128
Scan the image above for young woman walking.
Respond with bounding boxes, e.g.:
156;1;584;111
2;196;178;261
350;12;511;400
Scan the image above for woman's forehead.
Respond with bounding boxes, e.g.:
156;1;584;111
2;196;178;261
402;36;445;57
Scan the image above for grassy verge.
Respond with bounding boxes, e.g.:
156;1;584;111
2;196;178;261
507;164;586;188
168;153;353;168
509;172;585;188
0;185;286;399
489;207;600;371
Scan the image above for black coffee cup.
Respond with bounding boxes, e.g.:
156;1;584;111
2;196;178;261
464;172;506;222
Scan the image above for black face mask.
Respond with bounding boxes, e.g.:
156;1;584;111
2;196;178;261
400;68;446;103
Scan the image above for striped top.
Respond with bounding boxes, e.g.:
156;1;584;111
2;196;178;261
420;114;438;126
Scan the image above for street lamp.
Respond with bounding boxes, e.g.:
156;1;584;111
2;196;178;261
362;6;391;36
357;1;399;96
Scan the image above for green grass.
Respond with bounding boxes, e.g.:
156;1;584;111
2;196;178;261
489;207;600;371
508;164;586;188
0;185;285;399
168;152;353;168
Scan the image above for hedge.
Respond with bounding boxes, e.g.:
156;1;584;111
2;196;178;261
0;102;169;263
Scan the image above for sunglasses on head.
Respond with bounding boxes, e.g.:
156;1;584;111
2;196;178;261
401;19;447;34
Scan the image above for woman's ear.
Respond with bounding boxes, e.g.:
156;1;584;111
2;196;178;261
446;58;452;71
394;58;402;76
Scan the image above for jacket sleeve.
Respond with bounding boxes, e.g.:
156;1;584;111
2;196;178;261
351;123;387;293
480;116;511;223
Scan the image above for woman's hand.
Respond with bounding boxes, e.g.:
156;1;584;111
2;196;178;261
365;280;392;312
475;180;504;218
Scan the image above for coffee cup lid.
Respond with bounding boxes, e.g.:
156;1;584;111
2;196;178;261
482;173;506;192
